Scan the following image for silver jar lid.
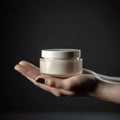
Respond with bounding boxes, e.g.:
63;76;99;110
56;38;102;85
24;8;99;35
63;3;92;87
41;49;81;59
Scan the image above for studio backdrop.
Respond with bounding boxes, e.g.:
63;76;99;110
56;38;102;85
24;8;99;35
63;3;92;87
2;0;120;114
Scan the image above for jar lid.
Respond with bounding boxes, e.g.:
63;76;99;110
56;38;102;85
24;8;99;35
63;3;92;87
41;49;81;58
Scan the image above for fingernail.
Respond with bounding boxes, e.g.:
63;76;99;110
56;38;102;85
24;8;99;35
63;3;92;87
36;79;45;84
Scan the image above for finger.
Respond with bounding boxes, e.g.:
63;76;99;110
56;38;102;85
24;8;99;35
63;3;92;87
19;60;40;72
14;64;40;80
26;76;36;83
35;75;66;89
35;80;74;96
14;65;34;83
35;82;62;97
59;89;74;96
17;60;40;78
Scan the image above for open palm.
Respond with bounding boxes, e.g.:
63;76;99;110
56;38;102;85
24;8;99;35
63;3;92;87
14;61;98;97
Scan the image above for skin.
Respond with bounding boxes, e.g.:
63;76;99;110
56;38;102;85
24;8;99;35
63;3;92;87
14;60;120;104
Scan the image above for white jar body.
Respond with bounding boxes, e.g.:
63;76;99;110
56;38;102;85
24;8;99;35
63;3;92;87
40;58;83;77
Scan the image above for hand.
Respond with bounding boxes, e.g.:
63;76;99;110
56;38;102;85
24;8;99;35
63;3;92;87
14;60;98;96
14;60;120;104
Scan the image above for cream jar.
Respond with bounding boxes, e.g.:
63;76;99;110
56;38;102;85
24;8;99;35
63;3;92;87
40;49;83;77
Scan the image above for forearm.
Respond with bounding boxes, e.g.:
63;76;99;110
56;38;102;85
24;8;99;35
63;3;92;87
91;82;120;104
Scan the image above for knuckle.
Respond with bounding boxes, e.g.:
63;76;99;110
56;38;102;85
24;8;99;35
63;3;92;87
46;79;54;87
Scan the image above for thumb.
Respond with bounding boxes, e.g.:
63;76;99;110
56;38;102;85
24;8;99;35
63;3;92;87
35;75;66;89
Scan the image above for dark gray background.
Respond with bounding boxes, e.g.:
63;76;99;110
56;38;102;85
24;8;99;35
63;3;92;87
1;0;120;119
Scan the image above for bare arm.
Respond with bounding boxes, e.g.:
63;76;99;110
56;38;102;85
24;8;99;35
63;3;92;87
90;81;120;104
14;60;120;104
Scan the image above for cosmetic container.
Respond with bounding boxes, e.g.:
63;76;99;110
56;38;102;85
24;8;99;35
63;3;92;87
40;49;83;77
